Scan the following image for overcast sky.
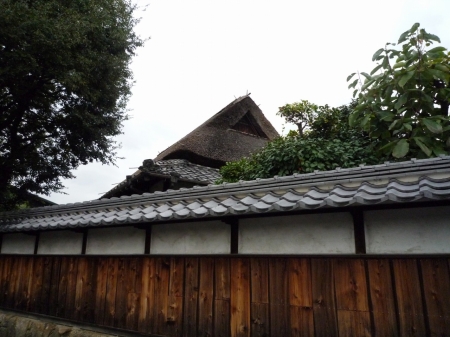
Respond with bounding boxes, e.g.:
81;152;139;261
44;0;450;205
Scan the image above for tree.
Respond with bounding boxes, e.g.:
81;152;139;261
218;102;379;183
0;0;143;210
348;23;450;159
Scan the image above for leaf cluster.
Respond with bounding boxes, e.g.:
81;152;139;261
218;103;379;183
348;23;450;158
0;0;143;209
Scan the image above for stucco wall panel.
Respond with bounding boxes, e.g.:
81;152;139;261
86;226;145;255
239;213;354;254
151;221;230;254
365;206;450;254
37;230;83;255
1;233;35;254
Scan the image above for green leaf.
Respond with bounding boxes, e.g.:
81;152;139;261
414;138;432;156
370;64;383;75
347;73;356;82
425;33;441;43
428;46;446;53
348;79;358;89
422;118;443;134
398;71;415;87
392;139;409;158
377;111;394;122
409;23;420;33
372;48;384;61
393;61;406;69
360;72;372;80
398;30;410;44
389;120;398;130
394;94;408;110
349;111;360;126
404;123;412;131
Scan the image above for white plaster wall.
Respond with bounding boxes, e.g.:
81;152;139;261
37;230;83;255
365;206;450;254
1;233;35;254
151;221;230;254
86;226;145;255
239;213;354;254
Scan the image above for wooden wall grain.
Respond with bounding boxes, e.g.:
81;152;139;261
0;255;449;336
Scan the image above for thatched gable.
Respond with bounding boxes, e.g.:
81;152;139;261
155;94;279;168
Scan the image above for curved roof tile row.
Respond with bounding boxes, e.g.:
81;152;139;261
1;175;449;233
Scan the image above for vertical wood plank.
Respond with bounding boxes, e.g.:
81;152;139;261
138;257;154;333
0;257;13;306
367;259;398;336
24;257;35;312
166;257;184;337
420;259;450;336
250;303;269;337
250;258;268;304
183;257;199;337
7;256;19;308
94;257;108;324
215;257;231;300
269;258;289;337
288;258;312;308
82;257;97;323
40;257;53;315
311;258;338;337
231;258;250;337
214;258;231;337
12;257;23;310
154;257;170;335
337;310;371;337
30;257;44;313
47;256;61;317
290;306;314;337
126;257;141;331
56;257;69;318
104;258;119;327
334;258;369;311
74;257;87;322
114;257;128;328
65;257;79;320
392;259;426;337
198;258;214;337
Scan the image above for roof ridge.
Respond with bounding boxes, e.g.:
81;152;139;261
2;156;450;218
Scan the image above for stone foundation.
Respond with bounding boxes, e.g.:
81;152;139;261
0;310;138;337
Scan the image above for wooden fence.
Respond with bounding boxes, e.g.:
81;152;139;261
0;255;449;336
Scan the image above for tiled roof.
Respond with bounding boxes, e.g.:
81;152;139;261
1;156;450;233
100;159;220;199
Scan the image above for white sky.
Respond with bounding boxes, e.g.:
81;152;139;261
44;0;450;204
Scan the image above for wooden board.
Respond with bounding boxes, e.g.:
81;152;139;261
334;258;368;311
392;259;426;336
166;257;184;337
183;257;199;336
420;258;450;336
337;310;371;337
153;257;170;335
138;257;155;333
104;258;119;327
250;303;269;337
311;258;338;337
126;257;142;331
94;257;108;325
215;257;231;300
198;258;214;337
215;299;231;337
290;305;314;337
250;258;268;304
48;256;61;317
367;259;398;336
288;258;312;307
269;258;289;336
231;258;250;337
114;257;128;328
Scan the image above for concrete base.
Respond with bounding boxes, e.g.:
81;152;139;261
0;309;151;337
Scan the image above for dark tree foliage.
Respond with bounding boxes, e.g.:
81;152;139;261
0;0;143;210
218;102;381;183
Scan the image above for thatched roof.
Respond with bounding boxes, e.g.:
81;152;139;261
155;95;279;168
